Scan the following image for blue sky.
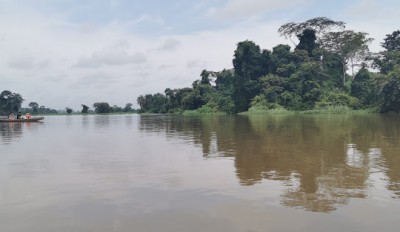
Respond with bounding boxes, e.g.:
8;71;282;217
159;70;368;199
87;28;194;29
0;0;399;110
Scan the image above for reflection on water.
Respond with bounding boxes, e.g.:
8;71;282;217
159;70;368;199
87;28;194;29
139;114;400;212
0;122;38;145
1;114;400;232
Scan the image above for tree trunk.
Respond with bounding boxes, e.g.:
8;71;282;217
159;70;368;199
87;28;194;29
343;63;346;87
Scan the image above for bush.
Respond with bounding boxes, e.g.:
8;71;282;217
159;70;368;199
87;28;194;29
302;105;352;114
381;70;400;112
197;102;219;113
315;91;360;109
246;95;290;114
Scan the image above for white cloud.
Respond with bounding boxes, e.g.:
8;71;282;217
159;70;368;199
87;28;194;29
344;0;399;22
158;38;182;51
341;0;400;52
207;0;309;20
131;14;165;25
72;72;118;89
8;56;35;70
75;49;147;68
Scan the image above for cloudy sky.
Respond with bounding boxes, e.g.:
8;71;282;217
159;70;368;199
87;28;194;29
0;0;399;110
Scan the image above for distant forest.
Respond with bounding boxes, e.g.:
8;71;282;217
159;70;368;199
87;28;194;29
0;91;136;115
137;17;400;114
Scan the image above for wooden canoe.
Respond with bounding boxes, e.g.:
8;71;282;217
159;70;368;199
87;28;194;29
0;117;44;122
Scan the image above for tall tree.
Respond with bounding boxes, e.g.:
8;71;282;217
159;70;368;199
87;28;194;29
278;17;345;46
0;90;24;114
200;70;211;85
320;30;373;85
81;104;89;114
382;30;400;51
124;103;133;112
296;28;318;57
93;102;112;114
270;44;296;77
374;30;400;74
380;65;400;112
350;67;375;106
232;40;269;112
29;102;39;113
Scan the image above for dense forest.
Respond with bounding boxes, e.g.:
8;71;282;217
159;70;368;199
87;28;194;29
137;17;400;114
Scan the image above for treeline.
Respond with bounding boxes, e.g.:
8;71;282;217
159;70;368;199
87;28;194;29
137;17;400;114
82;102;138;114
0;91;57;115
0;91;137;115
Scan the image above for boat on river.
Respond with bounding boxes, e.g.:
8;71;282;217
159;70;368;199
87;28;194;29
0;117;44;123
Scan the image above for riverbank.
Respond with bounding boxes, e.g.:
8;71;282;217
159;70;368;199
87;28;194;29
240;105;380;115
174;105;380;116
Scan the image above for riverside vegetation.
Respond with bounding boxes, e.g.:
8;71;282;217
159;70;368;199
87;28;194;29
137;17;400;115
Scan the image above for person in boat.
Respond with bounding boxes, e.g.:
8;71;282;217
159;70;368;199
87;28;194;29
16;112;22;119
25;113;31;119
8;112;15;119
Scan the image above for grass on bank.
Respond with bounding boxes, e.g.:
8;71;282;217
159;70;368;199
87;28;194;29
241;105;379;115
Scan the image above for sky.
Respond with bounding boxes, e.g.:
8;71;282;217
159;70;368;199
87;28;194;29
0;0;399;110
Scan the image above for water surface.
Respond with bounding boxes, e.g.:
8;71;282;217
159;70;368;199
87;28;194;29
1;114;399;231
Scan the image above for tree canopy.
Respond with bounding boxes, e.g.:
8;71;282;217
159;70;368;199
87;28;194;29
278;17;345;45
0;90;24;115
382;30;400;51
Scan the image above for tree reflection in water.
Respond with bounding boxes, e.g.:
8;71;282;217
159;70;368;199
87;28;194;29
139;114;400;212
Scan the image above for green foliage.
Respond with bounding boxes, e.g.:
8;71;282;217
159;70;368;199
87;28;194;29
288;62;324;109
66;107;73;114
316;91;360;109
320;30;373;84
81;104;89;114
215;69;234;92
113;105;123;112
259;74;299;108
382;30;400;51
137;93;167;113
0;90;24;115
380;66;400;112
245;95;290;114
181;91;204;110
233;40;268;79
301;105;352;114
20;106;58;115
123;103;133;112
296;28;318;56
196;101;219;113
93;102;113;114
28;102;39;113
270;44;293;77
350;68;378;106
320;51;345;88
374;50;400;74
200;69;211;85
278;17;345;42
372;31;400;74
232;40;270;112
136;19;399;115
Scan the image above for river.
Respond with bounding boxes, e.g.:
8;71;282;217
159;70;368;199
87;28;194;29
0;114;399;232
